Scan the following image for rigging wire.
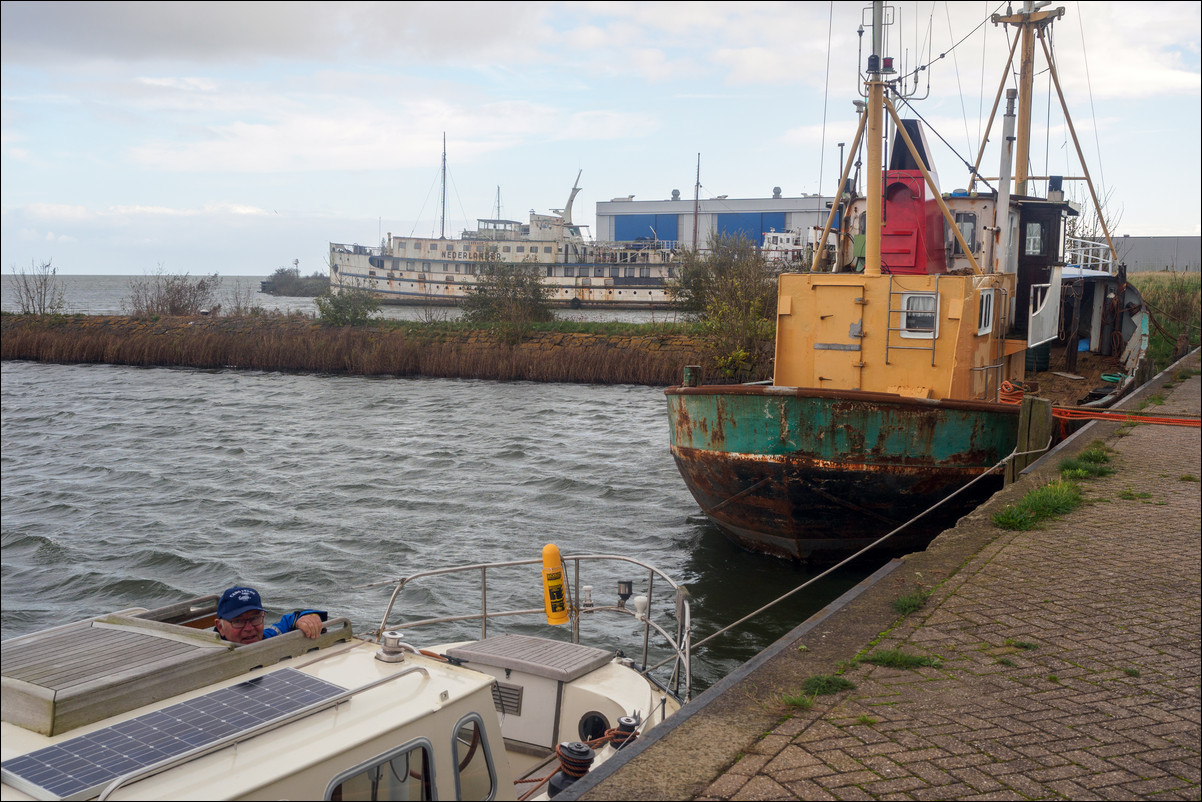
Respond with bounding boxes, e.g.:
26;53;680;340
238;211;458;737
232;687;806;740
900;1;1006;88
818;1;834;198
408;164;443;238
893;92;995;192
1075;0;1108;226
944;2;973;161
978;1;988;153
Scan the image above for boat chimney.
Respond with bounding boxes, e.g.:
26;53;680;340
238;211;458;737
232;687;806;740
672;189;681;200
1048;175;1064;202
773;186;782;198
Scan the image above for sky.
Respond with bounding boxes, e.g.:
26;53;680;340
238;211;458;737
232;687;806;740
2;1;1199;276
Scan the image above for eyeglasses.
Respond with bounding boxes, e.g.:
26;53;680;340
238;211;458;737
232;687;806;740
226;613;265;629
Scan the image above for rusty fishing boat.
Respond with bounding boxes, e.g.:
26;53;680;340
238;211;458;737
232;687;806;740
666;2;1147;561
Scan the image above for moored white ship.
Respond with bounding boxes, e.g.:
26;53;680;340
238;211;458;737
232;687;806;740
329;173;679;310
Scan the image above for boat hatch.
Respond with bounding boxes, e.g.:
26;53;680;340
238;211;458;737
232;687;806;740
445;634;612;683
0;597;352;736
1;667;346;801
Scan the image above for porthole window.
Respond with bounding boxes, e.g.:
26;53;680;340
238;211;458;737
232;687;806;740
578;711;610;741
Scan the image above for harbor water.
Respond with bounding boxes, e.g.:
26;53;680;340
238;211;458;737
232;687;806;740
1;276;887;691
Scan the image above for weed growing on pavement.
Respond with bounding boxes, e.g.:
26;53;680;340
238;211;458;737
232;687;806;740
1005;639;1039;650
783;693;816;711
1124;667;1141;677
1048;675;1060;683
856;715;878;726
1180;474;1199;482
997;658;1016;667
1058;441;1115;480
992;479;1083;530
862;649;942;670
1118;489;1153;500
892;588;933;616
801;675;857;696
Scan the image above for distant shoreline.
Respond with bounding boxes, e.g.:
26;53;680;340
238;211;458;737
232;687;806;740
0;314;713;387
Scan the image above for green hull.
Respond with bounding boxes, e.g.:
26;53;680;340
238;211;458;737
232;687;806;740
666;385;1020;560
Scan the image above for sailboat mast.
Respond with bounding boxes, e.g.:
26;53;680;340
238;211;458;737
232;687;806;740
439;133;447;240
864;0;886;278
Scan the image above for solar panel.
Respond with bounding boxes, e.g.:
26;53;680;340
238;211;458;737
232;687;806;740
2;667;346;801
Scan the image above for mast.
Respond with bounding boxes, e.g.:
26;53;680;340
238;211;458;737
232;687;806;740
992;3;1063;197
692;154;700;250
439;133;447;240
863;1;886;278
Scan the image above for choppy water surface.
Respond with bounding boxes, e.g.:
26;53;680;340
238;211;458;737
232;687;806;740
1;319;884;691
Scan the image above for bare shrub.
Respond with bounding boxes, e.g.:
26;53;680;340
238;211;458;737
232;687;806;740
8;259;66;316
124;266;222;317
224;279;267;317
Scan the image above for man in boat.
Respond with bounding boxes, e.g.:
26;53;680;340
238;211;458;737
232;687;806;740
214;586;327;645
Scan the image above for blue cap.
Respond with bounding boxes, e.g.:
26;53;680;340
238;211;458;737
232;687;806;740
217;587;265;620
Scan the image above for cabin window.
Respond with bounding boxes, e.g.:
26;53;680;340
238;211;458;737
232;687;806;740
610;267;620;278
625;267;636;278
502;246;511;253
546;266;554;277
640;267;651;278
951;213;977;256
407;261;415;270
668;267;676;278
452;716;497;800
900;292;938;339
422;262;430;271
325;738;433;801
466;264;475;275
1024;222;1044;255
564;267;575;277
516;246;525;253
977;289;995;336
594;267;605;277
544;246;552;254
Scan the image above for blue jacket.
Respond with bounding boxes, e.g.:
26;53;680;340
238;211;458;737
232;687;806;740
264;609;328;639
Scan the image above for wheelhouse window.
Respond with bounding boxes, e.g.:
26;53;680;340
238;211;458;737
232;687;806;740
564;267;575;277
1024;222;1044;255
594;267;605;277
951;213;977;256
453;716;496;800
325;739;433;801
900;292;938;339
977;289;995;336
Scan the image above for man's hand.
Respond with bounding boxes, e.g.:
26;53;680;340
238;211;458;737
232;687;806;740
296;613;323;639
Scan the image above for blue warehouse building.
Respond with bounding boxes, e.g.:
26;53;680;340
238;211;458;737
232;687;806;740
594;188;834;249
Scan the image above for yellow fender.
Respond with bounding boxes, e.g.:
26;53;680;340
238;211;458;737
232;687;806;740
541;543;570;626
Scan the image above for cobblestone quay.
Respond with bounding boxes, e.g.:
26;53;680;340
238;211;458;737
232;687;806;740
574;352;1200;801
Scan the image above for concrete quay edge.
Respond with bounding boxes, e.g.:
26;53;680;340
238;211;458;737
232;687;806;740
570;348;1201;801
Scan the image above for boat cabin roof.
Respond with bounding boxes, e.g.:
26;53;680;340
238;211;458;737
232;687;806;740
0;597;353;737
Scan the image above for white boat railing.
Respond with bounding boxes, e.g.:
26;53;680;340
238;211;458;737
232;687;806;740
364;554;693;701
1065;235;1117;273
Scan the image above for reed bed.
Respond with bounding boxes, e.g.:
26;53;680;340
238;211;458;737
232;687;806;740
0;315;713;387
